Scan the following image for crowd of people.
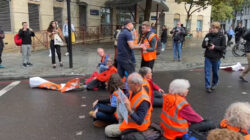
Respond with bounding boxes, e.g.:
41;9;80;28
81;19;250;140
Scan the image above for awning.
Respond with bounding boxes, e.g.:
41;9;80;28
105;0;169;12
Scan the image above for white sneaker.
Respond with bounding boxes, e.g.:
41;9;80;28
65;52;69;56
161;48;165;52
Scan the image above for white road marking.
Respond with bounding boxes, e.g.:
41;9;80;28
242;92;248;95
76;131;83;136
79;115;85;119
0;81;21;97
82;96;86;99
81;104;87;107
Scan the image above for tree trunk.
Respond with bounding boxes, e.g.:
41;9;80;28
186;14;191;33
144;0;152;21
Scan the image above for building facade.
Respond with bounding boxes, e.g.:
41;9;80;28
0;0;211;51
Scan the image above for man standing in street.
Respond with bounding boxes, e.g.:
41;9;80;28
116;19;145;78
63;18;75;56
0;26;5;68
202;22;226;93
235;23;244;44
170;22;185;61
18;22;35;67
139;21;158;70
240;29;250;82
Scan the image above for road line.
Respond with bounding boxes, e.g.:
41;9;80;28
0;81;21;97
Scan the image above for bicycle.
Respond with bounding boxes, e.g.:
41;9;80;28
232;38;246;57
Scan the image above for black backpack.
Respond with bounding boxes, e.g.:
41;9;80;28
141;32;162;56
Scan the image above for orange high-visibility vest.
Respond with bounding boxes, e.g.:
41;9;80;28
220;120;250;140
132;29;139;45
101;54;110;63
160;94;189;140
110;90;119;119
97;66;117;82
140;33;157;62
142;78;152;103
120;88;152;132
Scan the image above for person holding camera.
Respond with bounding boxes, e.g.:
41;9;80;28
202;22;226;93
170;22;185;61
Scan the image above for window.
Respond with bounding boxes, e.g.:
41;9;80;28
173;13;180;27
28;3;40;31
0;0;11;32
197;20;203;32
117;8;135;25
101;7;111;25
54;7;63;28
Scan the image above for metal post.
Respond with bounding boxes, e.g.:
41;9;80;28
67;0;73;68
155;4;159;34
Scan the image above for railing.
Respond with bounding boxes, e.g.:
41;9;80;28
31;25;116;49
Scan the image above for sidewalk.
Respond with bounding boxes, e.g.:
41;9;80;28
0;38;247;80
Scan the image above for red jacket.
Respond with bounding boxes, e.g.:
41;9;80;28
97;66;117;82
147;79;160;103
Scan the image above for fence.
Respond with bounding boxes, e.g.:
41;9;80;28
31;25;115;49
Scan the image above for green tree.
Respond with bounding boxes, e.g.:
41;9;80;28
211;2;233;21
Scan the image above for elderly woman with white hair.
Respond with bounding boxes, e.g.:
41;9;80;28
220;102;250;140
160;79;215;140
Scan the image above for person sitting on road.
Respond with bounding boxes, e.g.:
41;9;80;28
105;72;152;138
207;129;245;140
139;67;164;107
97;48;110;73
89;73;128;127
87;58;117;90
220;102;250;140
161;79;215;140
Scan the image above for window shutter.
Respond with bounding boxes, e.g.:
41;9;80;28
0;0;11;32
54;7;63;29
28;3;40;31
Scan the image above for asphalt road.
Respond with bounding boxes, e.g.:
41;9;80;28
0;69;249;140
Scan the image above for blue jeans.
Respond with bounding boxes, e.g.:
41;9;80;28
204;57;221;88
94;103;117;123
173;41;182;60
161;42;166;50
99;64;109;73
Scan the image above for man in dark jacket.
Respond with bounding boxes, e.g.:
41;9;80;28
240;29;250;82
202;22;226;93
0;26;5;68
235;23;244;44
18;22;35;67
170;22;185;61
161;25;167;52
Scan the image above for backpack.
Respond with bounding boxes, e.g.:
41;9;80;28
14;34;22;46
141;32;162;56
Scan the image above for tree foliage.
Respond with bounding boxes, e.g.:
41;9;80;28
212;2;233;21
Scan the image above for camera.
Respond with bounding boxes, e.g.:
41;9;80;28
205;37;212;47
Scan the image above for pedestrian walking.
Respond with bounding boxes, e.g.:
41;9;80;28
18;22;35;67
47;21;64;68
170;22;185;61
227;26;235;45
235;23;244;44
0;26;5;68
240;29;250;82
202;22;226;93
139;21;158;70
116;19;145;78
63;18;75;56
161;25;168;52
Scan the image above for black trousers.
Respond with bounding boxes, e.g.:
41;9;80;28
64;36;69;52
117;60;135;78
50;40;61;64
141;59;155;70
0;45;3;64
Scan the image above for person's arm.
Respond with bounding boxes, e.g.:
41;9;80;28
202;35;208;49
30;30;35;37
71;24;75;32
130;101;150;125
146;37;156;52
0;30;5;39
214;36;226;52
179;105;203;124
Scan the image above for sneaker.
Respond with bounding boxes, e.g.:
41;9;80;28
0;64;5;68
27;63;33;66
52;65;56;69
65;52;69;56
161;48;165;52
206;88;212;93
93;120;109;128
240;76;248;83
23;63;27;67
211;85;217;90
60;62;63;67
